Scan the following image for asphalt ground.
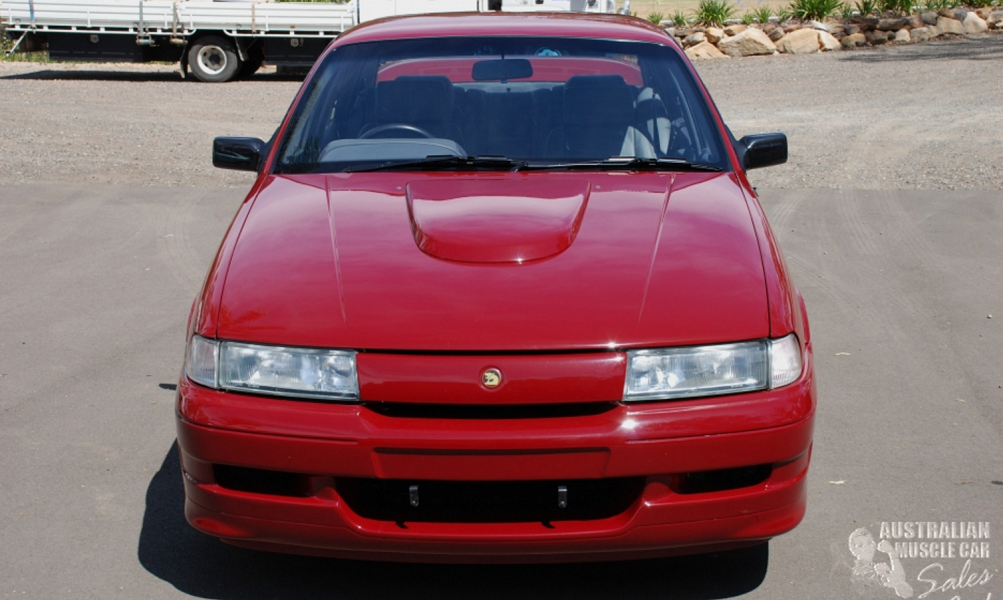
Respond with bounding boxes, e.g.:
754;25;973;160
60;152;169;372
1;37;1002;600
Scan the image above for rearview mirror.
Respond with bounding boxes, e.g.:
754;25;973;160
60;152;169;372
736;133;787;171
472;59;533;82
213;137;266;172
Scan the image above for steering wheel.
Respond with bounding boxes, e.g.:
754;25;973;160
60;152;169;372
359;123;435;139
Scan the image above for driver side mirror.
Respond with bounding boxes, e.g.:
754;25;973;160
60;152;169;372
213;137;266;172
736;133;787;171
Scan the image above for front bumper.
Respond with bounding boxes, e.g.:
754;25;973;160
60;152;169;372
176;361;815;562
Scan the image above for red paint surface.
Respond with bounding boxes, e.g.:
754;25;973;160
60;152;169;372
358;352;626;404
407;178;590;264
179;13;815;561
210;172;769;351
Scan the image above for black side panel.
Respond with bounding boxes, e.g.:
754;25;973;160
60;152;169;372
46;33;183;62
263;36;330;67
48;33;143;61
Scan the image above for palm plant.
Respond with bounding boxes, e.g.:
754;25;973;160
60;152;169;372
694;0;738;26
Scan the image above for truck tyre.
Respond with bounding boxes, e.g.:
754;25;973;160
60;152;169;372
188;35;241;82
238;51;264;79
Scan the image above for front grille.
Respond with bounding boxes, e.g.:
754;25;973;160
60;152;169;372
363;401;619;420
336;477;645;523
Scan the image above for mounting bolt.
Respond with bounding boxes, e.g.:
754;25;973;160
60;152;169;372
557;485;568;509
409;484;419;507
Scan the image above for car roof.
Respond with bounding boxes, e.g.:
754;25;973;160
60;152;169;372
331;12;674;48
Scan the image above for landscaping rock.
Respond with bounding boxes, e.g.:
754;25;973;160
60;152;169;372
768;27;786;41
763;22;778;33
921;12;938;25
844;23;861;35
818;30;842;50
705;27;724;43
877;17;909;31
684;41;729;60
784;24;802;33
830;25;845;34
910;26;933;41
841;32;867;47
952;8;967;21
937;8;954;18
937;16;964;35
723;24;747;35
892;28;911;42
991;11;1003;25
809;20;830;31
975;7;991;19
907;15;924;29
717;28;777;57
865;30;889;44
777;28;820;54
850;16;879;31
683;32;707;47
927;24;941;36
963;12;988;34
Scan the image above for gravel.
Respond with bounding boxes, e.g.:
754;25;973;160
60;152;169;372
697;36;1003;191
1;35;1002;190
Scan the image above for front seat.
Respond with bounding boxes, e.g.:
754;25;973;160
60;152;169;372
546;75;655;159
362;75;463;145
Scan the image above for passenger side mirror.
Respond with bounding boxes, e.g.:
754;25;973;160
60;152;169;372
213;137;266;172
736;133;787;171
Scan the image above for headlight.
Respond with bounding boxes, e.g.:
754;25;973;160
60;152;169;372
623;334;802;402
184;335;359;401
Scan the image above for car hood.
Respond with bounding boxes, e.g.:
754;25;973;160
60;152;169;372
214;171;768;351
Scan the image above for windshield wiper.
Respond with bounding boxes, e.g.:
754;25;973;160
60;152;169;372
522;157;723;172
345;155;527;173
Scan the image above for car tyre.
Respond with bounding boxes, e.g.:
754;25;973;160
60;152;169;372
188;35;241;83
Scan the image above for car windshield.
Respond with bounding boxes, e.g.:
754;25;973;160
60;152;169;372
274;36;729;173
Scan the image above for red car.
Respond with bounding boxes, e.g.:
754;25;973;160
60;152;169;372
178;12;815;563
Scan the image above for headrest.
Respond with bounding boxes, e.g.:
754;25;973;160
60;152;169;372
376;76;454;123
562;75;634;126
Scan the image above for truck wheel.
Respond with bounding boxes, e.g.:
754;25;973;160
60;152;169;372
188;36;240;83
238;52;264;79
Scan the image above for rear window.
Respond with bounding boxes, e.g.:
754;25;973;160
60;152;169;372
274;36;728;173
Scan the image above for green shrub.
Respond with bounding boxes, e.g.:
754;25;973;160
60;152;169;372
671;10;689;25
854;0;877;14
751;5;774;22
838;1;856;18
896;0;915;12
789;0;842;20
647;11;664;23
694;0;738;25
775;7;794;21
741;11;756;24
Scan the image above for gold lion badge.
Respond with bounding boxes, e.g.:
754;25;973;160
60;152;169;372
481;368;502;389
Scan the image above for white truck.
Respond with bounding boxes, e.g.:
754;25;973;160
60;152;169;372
1;0;621;81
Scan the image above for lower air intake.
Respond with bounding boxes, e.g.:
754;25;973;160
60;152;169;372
336;477;645;523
